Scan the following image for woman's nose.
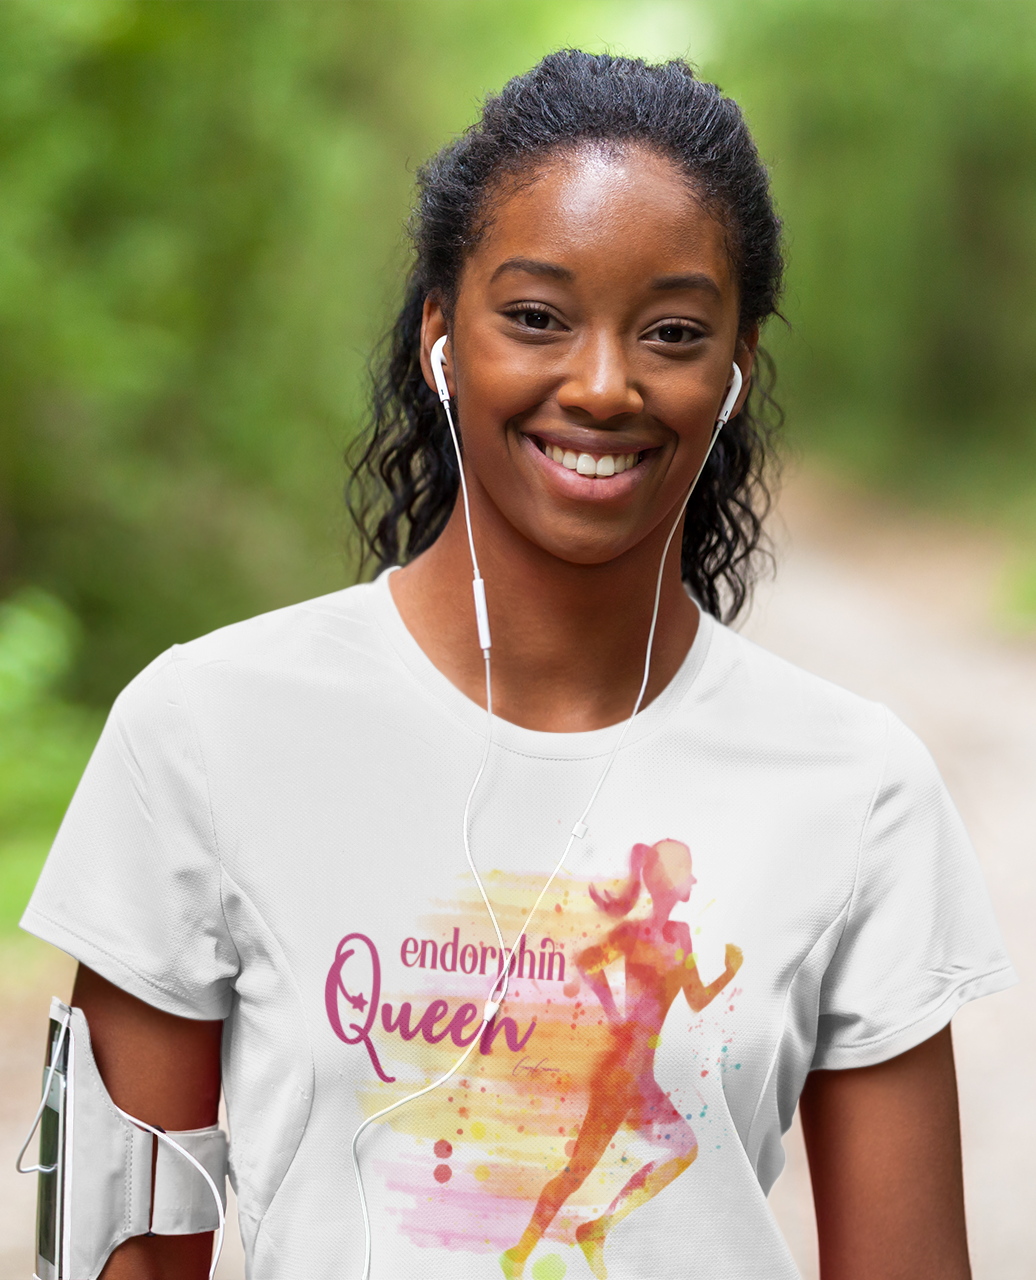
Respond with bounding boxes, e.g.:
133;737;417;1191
556;334;643;421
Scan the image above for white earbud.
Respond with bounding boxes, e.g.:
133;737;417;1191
717;362;743;428
431;335;451;405
428;334;491;651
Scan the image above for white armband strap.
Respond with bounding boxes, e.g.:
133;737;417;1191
65;999;153;1270
151;1124;228;1234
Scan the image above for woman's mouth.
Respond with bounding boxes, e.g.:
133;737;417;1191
533;438;643;478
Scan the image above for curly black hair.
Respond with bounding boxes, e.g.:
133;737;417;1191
348;50;784;620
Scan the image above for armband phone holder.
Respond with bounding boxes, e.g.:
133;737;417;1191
16;997;229;1280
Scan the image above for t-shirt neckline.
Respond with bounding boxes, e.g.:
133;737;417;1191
365;567;714;761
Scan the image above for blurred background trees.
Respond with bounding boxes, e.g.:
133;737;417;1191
722;0;1036;517
0;0;545;704
2;0;1034;924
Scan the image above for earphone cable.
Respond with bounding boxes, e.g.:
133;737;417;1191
443;400;483;584
352;1032;482;1280
15;1010;71;1175
352;369;732;1276
463;652;508;969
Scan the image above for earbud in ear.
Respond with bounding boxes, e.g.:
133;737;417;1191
716;362;743;428
431;335;451;405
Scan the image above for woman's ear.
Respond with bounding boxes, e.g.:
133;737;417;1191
731;324;759;420
420;295;452;399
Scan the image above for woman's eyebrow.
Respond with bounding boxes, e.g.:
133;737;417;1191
490;256;575;284
650;272;722;298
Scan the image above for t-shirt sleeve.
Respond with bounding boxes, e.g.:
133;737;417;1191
812;708;1016;1070
20;652;239;1020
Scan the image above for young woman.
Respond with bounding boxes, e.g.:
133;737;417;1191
23;51;1014;1280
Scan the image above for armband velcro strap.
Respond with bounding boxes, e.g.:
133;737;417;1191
151;1125;228;1234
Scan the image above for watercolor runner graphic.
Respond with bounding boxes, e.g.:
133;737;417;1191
501;840;742;1278
326;839;742;1278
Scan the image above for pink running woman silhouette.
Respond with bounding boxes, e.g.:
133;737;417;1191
501;839;742;1279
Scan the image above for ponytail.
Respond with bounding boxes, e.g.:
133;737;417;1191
589;843;652;918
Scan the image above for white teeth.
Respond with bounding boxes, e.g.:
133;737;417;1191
544;444;642;476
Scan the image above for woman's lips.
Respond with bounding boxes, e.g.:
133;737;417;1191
520;432;652;498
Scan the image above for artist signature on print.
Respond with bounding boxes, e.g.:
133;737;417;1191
512;1056;560;1079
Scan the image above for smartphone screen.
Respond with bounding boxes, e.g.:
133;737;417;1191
36;1018;69;1280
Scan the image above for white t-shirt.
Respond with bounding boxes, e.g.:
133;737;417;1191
23;572;1015;1280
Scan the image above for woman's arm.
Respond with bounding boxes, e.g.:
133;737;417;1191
681;942;743;1013
799;1025;971;1280
70;964;225;1280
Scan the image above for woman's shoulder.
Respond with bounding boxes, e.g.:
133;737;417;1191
696;614;893;759
111;579;393;721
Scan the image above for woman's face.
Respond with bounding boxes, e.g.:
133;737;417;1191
421;144;755;568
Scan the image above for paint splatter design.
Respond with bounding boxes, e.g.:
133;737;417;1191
327;839;741;1276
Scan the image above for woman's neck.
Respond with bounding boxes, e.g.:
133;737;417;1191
389;502;700;733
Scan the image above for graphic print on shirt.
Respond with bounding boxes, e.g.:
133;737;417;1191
325;839;743;1278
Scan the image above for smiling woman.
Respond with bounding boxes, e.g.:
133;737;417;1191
352;56;782;632
20;50;1014;1280
391;142;755;730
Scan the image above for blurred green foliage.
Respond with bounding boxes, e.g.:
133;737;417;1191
0;589;102;930
717;0;1036;524
0;0;564;706
2;0;1035;931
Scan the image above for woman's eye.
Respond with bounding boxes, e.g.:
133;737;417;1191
654;323;692;344
516;310;553;330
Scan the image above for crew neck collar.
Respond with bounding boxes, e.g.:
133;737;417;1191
365;568;714;762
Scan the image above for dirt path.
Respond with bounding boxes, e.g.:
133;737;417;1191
750;468;1036;1280
2;466;1032;1279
